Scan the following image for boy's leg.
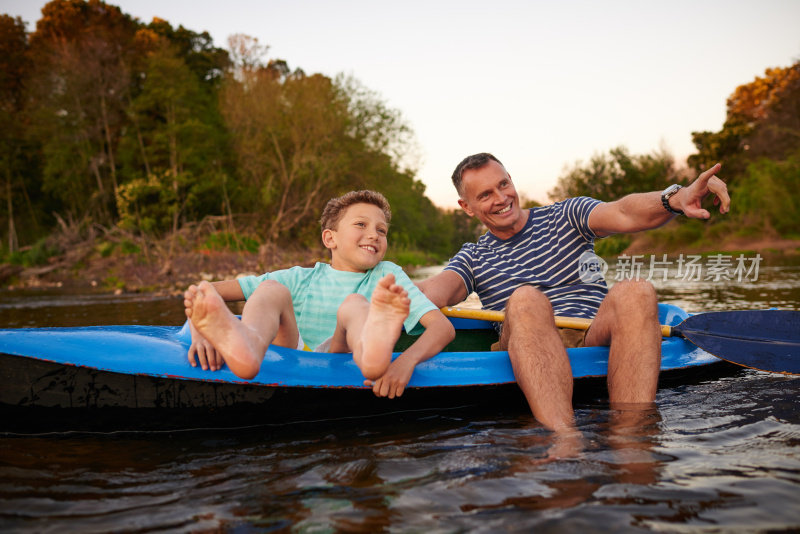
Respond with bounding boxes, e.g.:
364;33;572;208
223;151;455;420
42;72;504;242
185;280;299;379
329;274;410;380
241;280;301;350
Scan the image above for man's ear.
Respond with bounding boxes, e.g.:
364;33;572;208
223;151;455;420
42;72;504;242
321;228;336;249
458;198;474;217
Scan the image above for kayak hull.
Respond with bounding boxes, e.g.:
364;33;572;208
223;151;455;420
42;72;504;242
0;304;722;431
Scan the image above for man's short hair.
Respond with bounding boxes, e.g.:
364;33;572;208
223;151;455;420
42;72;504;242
451;153;503;196
320;190;392;232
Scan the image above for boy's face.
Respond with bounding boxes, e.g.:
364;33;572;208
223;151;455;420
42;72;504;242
323;202;388;272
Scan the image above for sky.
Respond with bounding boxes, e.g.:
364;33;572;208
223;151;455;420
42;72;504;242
3;0;800;208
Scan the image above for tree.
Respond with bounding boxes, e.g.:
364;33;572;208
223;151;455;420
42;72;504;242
117;32;227;236
0;15;33;251
146;17;229;88
688;62;800;178
27;0;140;223
745;63;800;162
549;146;680;202
221;35;415;244
736;151;800;237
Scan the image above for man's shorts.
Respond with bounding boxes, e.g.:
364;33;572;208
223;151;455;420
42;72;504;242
491;327;588;351
558;327;588;349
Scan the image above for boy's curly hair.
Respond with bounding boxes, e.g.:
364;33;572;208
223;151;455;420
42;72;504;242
320;190;392;232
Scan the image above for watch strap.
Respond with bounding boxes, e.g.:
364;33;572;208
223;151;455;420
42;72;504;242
661;185;684;215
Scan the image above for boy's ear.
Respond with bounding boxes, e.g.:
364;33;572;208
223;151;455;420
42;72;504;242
321;228;336;249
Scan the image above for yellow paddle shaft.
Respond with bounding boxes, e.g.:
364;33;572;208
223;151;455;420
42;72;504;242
441;306;674;337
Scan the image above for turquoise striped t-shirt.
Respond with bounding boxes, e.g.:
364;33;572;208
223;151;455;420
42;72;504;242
237;261;437;350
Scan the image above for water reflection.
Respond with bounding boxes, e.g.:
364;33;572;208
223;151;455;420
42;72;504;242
0;288;186;327
0;256;798;531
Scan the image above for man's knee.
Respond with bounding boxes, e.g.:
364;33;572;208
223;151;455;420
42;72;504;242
606;279;658;315
506;285;554;323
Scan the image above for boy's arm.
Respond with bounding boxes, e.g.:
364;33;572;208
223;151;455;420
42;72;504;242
212;279;246;301
365;309;455;399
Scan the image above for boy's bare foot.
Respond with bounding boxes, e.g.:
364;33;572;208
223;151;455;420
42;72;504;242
184;281;265;377
358;274;410;379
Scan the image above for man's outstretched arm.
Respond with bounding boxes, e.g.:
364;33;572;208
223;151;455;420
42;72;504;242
589;163;729;237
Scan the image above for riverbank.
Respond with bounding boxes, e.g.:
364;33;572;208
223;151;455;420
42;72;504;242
623;232;800;256
1;244;328;295
2;234;798;294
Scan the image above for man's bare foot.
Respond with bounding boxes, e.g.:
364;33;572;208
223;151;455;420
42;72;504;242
357;274;410;379
184;281;266;378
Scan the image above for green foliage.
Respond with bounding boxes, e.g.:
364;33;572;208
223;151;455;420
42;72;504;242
549;146;680;202
0;14;48;251
200;232;260;254
594;235;631;258
734;152;800;237
3;237;60;267
117;33;228;233
102;274;125;290
116;171;193;235
96;241;115;257
27;0;141;223
688;62;800;180
119;239;140;255
0;3;501;265
385;247;437;268
8;2;798;274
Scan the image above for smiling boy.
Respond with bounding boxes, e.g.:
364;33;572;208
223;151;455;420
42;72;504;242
184;190;454;395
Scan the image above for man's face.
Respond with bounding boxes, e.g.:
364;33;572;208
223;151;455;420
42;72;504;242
323;202;388;272
458;160;526;239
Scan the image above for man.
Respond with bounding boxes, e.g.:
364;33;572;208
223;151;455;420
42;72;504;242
418;153;729;431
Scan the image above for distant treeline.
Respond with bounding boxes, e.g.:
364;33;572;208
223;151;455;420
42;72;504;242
549;61;800;254
1;1;799;269
0;0;481;267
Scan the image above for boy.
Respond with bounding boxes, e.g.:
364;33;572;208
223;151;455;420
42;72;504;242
184;190;455;397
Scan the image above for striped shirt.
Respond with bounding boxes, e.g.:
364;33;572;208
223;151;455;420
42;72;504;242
445;197;607;319
238;261;437;350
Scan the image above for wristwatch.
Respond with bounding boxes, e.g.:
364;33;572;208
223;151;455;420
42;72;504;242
661;184;684;215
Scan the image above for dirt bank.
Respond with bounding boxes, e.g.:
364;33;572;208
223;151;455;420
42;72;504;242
4;234;799;295
3;245;327;295
623;234;800;256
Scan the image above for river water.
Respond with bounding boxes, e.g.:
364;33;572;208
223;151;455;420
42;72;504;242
0;254;799;532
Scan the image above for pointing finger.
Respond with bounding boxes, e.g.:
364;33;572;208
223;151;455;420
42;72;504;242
696;163;722;186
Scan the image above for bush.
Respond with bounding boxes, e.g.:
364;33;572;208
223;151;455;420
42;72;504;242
3;238;60;267
200;232;260;254
594;235;631;257
735;154;800;237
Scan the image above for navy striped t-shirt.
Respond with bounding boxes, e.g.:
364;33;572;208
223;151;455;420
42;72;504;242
445;197;607;319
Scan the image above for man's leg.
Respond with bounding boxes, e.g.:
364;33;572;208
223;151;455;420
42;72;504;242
185;280;299;379
500;286;576;431
583;279;661;404
329;274;410;380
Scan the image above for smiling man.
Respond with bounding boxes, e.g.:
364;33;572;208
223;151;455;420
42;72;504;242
417;153;730;431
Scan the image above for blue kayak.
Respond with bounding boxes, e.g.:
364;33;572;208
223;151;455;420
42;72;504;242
0;303;717;387
0;303;721;431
